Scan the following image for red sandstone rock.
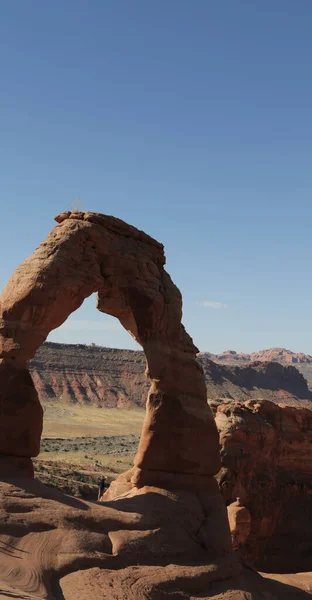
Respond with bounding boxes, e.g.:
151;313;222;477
0;211;220;480
214;398;312;572
1;213;311;598
227;497;251;549
0;477;310;599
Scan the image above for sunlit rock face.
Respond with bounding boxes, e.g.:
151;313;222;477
0;210;220;482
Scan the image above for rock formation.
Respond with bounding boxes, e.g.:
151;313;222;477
0;211;221;484
212;398;312;572
1;477;311;599
202;358;312;404
200;348;312;386
227;497;251;549
0;211;241;597
29;342;312;409
1;212;311;598
30;343;149;408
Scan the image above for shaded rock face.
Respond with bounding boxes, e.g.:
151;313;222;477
0;210;220;482
202;358;312;404
213;398;312;572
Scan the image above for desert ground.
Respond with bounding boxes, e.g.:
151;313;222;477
33;403;145;499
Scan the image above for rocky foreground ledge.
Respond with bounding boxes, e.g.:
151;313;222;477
0;477;311;600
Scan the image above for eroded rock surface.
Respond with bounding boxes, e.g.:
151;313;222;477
0;477;311;599
213;398;312;572
200;347;312;386
0;477;238;599
0;211;219;481
1;212;311;598
30;343;149;408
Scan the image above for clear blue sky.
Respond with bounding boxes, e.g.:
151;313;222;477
1;1;312;354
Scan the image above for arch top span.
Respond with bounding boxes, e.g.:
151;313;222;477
0;211;220;484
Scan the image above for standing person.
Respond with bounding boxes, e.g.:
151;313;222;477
97;476;106;501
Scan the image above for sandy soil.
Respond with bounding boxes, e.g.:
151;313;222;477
41;403;145;438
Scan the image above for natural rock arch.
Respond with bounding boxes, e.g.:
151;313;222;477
0;211;220;486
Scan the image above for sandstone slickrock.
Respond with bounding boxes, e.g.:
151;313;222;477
1;477;310;599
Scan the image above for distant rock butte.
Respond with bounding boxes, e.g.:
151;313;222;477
29;342;312;409
200;347;312;364
200;348;312;385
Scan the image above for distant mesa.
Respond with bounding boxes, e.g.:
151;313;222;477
199;347;312;386
29;342;312;410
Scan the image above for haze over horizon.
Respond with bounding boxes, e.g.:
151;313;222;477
1;1;312;354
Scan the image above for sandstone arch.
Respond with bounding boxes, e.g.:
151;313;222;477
0;211;220;485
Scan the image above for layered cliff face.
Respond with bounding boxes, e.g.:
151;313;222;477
212;398;312;572
29;342;312;409
202;358;312;405
30;342;148;408
200;348;312;386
